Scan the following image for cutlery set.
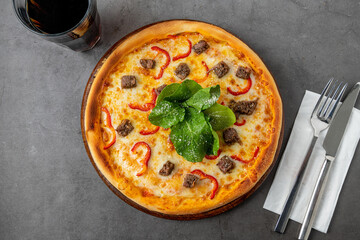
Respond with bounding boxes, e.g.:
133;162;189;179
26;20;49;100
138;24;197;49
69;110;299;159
274;80;360;239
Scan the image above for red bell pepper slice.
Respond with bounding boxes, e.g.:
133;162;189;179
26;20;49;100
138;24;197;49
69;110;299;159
131;141;151;176
151;46;171;79
168;35;192;61
167;34;178;39
151;88;158;105
128;103;154;112
173;39;192;61
227;78;252;96
194;61;209;83
231;146;260;164
101;107;116;150
128;88;157;111
234;119;246;126
140;126;160;135
190;169;219;199
205;149;222;160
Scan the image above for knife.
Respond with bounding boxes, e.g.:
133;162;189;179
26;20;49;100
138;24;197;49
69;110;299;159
298;82;360;240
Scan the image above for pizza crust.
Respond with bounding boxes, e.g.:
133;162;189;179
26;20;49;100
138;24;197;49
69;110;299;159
82;20;283;216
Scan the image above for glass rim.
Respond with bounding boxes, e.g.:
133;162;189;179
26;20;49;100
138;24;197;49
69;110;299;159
12;0;94;37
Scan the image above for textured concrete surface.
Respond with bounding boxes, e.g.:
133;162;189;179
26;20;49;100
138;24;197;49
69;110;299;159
1;0;360;239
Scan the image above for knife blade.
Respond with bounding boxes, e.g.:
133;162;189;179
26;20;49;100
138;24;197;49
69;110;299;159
323;82;360;157
298;82;360;240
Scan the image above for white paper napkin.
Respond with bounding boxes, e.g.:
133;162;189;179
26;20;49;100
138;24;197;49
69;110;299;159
263;90;360;233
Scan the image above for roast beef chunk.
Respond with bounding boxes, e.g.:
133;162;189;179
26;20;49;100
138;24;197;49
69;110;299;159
121;75;137;89
116;119;134;137
193;40;209;54
213;61;229;78
217;156;235;174
236;66;251;79
183;174;199;188
223;128;240;145
140;59;156;69
175;63;190;80
159;161;175;176
155;84;167;95
229;100;257;118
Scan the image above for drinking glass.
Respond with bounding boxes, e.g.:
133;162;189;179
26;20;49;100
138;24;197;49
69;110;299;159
13;0;101;52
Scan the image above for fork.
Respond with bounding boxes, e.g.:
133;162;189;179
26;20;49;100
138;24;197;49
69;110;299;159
274;78;347;233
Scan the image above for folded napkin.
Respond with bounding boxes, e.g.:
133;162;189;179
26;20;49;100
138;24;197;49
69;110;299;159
263;90;360;233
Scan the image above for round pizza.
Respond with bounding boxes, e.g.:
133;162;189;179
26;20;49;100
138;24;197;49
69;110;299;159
83;20;282;217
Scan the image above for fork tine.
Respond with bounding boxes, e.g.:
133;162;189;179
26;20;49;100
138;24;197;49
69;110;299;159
318;79;337;117
326;83;348;121
321;81;343;118
312;78;334;116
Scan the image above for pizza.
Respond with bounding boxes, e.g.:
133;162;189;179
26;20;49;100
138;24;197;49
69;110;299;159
83;20;282;216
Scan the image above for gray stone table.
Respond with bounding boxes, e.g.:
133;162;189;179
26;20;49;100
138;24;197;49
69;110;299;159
1;0;360;239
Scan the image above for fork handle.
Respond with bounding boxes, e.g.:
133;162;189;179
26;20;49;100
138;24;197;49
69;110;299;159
274;136;318;233
298;157;332;240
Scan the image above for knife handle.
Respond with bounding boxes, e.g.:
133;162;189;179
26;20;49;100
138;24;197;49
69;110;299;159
274;136;318;233
298;156;333;240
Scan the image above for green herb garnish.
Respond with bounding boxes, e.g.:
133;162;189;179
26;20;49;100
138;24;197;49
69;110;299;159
149;80;236;162
203;103;236;131
148;101;185;128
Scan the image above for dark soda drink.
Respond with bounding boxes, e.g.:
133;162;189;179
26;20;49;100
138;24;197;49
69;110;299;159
13;0;101;51
26;0;89;34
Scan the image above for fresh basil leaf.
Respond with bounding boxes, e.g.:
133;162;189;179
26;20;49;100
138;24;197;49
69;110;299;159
204;113;211;122
148;101;185;128
203;103;236;131
208;128;220;156
182;79;202;96
157;80;202;104
185;85;220;111
204;119;220;156
156;83;180;103
170;107;214;162
164;84;192;102
205;85;221;109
